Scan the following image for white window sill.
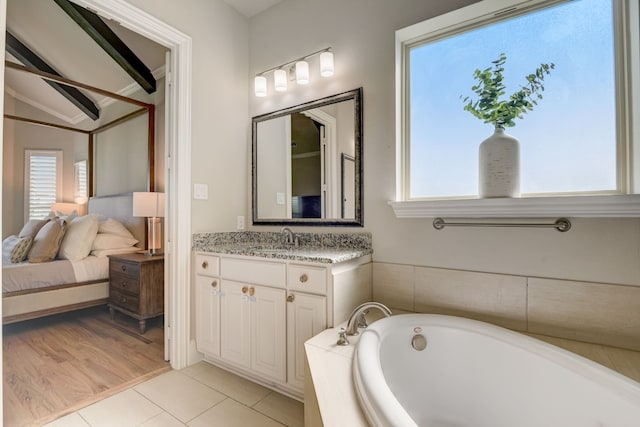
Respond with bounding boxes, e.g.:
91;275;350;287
388;194;640;218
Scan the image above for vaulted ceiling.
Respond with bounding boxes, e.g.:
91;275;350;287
4;0;167;125
4;0;282;126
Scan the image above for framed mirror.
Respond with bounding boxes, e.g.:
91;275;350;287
252;88;363;226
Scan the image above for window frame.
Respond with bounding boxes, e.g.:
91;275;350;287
393;0;640;217
24;149;63;221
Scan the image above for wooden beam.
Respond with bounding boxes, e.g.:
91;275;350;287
5;32;100;120
5;61;152;108
3;114;91;134
54;0;156;94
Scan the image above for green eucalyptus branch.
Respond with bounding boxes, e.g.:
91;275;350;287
461;53;555;128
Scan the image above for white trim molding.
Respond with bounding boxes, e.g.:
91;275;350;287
72;0;193;370
389;194;640;218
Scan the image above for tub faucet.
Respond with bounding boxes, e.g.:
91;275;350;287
280;227;299;246
345;302;392;336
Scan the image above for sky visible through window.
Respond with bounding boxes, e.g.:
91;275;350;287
409;0;616;198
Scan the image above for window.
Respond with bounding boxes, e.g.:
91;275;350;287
74;160;88;202
25;150;62;220
394;0;640;215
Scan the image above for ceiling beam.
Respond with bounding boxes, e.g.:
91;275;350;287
54;0;156;94
5;32;100;120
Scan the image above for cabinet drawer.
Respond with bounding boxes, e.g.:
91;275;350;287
110;288;140;313
110;273;141;295
110;259;140;279
196;253;220;277
287;264;327;295
221;258;285;288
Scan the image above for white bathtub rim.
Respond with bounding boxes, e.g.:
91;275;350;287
353;313;640;427
353;336;417;427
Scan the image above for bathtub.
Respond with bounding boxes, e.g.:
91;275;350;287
353;314;640;427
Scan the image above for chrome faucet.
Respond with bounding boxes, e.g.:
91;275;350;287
337;302;392;345
281;227;299;246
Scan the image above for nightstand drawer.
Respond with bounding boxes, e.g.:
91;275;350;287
110;288;139;313
110;259;140;279
110;273;141;295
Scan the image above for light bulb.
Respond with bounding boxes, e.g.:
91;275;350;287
274;69;287;92
296;61;309;85
254;75;267;97
320;51;334;77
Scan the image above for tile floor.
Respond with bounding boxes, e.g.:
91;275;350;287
43;362;303;427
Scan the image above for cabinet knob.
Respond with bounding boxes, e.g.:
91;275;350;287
121;265;127;272
299;273;308;283
242;286;248;294
287;294;295;303
211;280;218;288
202;261;208;269
120;281;127;288
249;287;255;296
120;296;127;303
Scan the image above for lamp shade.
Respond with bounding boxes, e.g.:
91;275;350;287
274;69;287;92
295;61;309;85
133;192;165;218
320;51;334;77
254;75;267;97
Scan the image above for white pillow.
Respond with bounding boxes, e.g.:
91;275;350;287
91;247;141;258
58;214;100;261
91;233;138;251
98;218;135;239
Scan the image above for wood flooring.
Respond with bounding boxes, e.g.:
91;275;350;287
3;305;170;427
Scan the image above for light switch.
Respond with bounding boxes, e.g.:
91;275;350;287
276;192;285;205
194;183;208;200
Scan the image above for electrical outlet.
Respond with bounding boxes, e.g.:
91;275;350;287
276;192;285;205
237;215;245;230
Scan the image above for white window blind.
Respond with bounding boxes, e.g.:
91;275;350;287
25;150;62;220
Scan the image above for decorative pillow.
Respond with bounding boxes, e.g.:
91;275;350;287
18;218;50;240
57;214;100;261
2;235;33;263
28;217;68;263
98;218;135;239
48;209;78;223
91;233;138;251
91;247;141;258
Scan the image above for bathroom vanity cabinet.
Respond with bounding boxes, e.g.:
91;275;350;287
194;251;372;398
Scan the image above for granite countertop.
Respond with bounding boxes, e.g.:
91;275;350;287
192;231;373;264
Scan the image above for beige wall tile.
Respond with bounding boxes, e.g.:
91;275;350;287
528;278;640;351
414;267;527;330
372;262;415;311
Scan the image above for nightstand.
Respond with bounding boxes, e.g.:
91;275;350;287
108;253;164;333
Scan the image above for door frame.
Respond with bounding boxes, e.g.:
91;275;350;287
70;0;193;369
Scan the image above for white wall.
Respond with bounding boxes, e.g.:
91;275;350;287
248;0;640;287
2;95;86;237
124;0;249;234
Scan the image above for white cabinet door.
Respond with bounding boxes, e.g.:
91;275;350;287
220;280;251;369
251;285;286;382
286;292;327;391
195;275;221;357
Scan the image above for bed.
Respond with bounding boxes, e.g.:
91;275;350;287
2;194;146;324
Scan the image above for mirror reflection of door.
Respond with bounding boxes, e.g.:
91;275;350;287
341;154;355;218
290;113;323;218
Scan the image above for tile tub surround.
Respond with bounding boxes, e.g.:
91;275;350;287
192;231;373;263
373;262;640;351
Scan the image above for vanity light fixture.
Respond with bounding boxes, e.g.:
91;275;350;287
274;69;288;92
254;75;267;97
296;61;309;85
254;47;333;97
320;51;334;77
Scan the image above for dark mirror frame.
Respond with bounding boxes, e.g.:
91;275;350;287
252;87;363;227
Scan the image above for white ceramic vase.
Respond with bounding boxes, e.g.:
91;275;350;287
478;127;520;198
